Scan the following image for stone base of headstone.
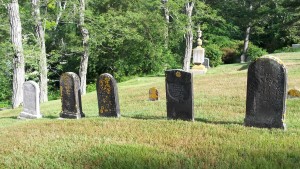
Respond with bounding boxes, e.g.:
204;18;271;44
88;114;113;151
59;111;85;119
18;112;42;119
191;65;207;75
244;118;286;130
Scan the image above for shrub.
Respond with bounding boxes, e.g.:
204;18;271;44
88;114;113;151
221;40;243;64
221;47;240;64
274;46;300;53
205;44;223;67
246;43;268;61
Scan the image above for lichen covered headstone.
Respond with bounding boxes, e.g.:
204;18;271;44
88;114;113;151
60;72;85;119
18;81;42;119
96;73;120;117
288;88;300;98
165;69;194;121
245;56;287;129
149;87;158;101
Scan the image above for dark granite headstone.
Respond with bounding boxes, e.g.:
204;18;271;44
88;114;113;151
165;69;194;121
59;72;85;119
96;73;120;117
245;56;287;129
18;81;42;119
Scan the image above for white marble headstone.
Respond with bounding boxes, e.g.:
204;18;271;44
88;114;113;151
18;81;42;119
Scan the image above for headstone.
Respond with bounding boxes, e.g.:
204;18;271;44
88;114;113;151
149;87;158;101
59;72;85;119
292;44;300;48
245;56;287;129
203;58;210;68
288;88;300;98
18;81;42;119
96;73;120;117
165;69;194;121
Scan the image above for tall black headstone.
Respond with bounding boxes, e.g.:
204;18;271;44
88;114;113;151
60;72;85;119
165;69;194;121
245;56;287;129
96;73;120;117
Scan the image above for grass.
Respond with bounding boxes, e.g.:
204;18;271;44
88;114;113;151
0;52;300;168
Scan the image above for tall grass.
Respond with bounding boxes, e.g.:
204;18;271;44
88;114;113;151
0;52;300;168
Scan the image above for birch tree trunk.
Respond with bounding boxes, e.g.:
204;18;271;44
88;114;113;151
78;0;89;95
240;26;251;63
54;0;67;30
32;0;48;102
161;0;169;48
183;2;194;72
8;0;25;108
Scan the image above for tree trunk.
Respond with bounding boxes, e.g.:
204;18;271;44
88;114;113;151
32;0;48;102
78;0;89;95
8;0;25;108
240;26;251;63
183;2;194;72
54;0;67;30
240;4;252;63
162;0;169;48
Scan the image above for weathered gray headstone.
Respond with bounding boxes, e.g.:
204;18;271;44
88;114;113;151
245;56;287;129
59;72;85;119
165;69;194;121
292;44;300;48
96;73;120;117
18;81;42;119
203;58;210;68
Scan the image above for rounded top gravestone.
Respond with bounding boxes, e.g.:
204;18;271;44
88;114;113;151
245;56;287;129
96;73;120;117
149;87;158;101
59;72;85;119
18;81;42;119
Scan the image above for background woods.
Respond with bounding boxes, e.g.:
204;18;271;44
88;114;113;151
0;0;299;107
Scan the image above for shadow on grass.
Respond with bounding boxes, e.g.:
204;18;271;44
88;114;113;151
0;116;17;119
122;114;166;120
43;115;59;119
238;62;251;71
195;118;243;125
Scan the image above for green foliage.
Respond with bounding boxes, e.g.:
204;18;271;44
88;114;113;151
274;47;300;53
0;42;13;102
247;43;268;61
205;44;223;67
86;83;96;93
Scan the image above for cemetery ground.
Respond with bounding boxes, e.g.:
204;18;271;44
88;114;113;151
0;52;300;168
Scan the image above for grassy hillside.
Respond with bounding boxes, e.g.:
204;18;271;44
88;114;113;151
0;53;300;168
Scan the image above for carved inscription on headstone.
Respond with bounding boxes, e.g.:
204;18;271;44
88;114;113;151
19;81;42;119
149;87;158;101
96;73;120;117
60;72;85;119
165;69;194;121
245;56;287;129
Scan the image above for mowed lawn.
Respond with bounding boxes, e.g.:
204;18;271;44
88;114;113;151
0;52;300;168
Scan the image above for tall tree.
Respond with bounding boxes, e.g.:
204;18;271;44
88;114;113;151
78;0;89;95
240;3;252;63
161;0;170;48
32;0;48;102
183;1;194;71
8;0;25;108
